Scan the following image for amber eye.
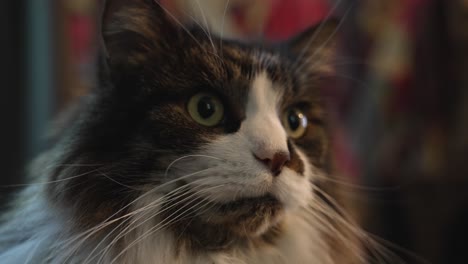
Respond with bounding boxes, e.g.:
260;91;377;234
187;93;224;127
282;108;308;139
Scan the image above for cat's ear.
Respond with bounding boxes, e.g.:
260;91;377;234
286;20;339;75
100;0;178;69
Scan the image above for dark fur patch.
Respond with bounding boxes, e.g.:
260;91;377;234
285;140;305;175
162;193;284;253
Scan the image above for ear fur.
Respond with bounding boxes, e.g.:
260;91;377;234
287;19;339;75
101;0;178;68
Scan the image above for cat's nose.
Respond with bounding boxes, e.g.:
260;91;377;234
254;151;290;176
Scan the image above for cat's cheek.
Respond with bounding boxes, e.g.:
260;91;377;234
272;169;313;210
272;148;315;210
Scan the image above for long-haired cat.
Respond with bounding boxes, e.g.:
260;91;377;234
0;0;374;263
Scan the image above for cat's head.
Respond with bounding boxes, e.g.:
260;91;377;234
50;0;337;247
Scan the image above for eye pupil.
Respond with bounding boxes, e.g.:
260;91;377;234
197;96;216;119
288;110;300;131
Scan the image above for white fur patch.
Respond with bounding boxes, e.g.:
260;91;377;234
243;72;289;160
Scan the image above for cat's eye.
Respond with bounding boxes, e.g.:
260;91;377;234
187;93;224;127
282;108;308;139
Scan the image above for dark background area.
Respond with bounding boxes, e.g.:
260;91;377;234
0;1;27;208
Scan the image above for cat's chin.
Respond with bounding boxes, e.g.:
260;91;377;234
166;194;285;252
198;194;285;237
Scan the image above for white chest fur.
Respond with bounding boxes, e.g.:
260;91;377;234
120;212;331;264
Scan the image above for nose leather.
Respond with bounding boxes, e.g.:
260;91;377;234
254;151;290;176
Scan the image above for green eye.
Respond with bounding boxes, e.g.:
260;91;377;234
283;108;308;139
187;93;224;127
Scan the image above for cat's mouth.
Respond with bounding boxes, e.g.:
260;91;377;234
198;194;285;237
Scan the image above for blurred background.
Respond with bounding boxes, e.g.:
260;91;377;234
1;0;468;263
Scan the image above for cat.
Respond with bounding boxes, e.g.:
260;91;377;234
0;0;372;263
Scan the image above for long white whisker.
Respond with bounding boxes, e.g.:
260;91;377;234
295;4;352;74
291;0;344;69
173;191;224;242
63;166;213;247
80;183;200;264
314;170;401;192
108;184;226;263
193;0;217;55
304;206;366;261
88;179;216;263
220;0;231;51
164;154;222;177
309;204;398;264
309;185;406;263
60;164;217;261
0;166;107;188
153;1;204;49
98;171;140;191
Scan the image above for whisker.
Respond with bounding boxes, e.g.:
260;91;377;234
366;232;431;264
291;0;344;69
295;3;353;74
332;72;371;88
97;171;140;191
313;170;402;192
193;0;217;55
105;182;215;243
108;184;226;263
86;179;216;263
46;163;105;168
59;167;216;261
83;187;194;264
303;206;368;262
173;191;224;242
164;154;223;177
220;0;231;51
153;0;204;49
24;235;44;264
311;205;401;264
0;166;109;188
308;185;407;263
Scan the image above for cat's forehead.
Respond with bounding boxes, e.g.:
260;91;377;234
139;33;321;113
174;40;306;103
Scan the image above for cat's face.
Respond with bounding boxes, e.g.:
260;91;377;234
51;0;336;246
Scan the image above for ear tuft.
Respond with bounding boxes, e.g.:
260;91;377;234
287;19;340;75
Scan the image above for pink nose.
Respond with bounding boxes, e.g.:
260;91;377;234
254;151;290;176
